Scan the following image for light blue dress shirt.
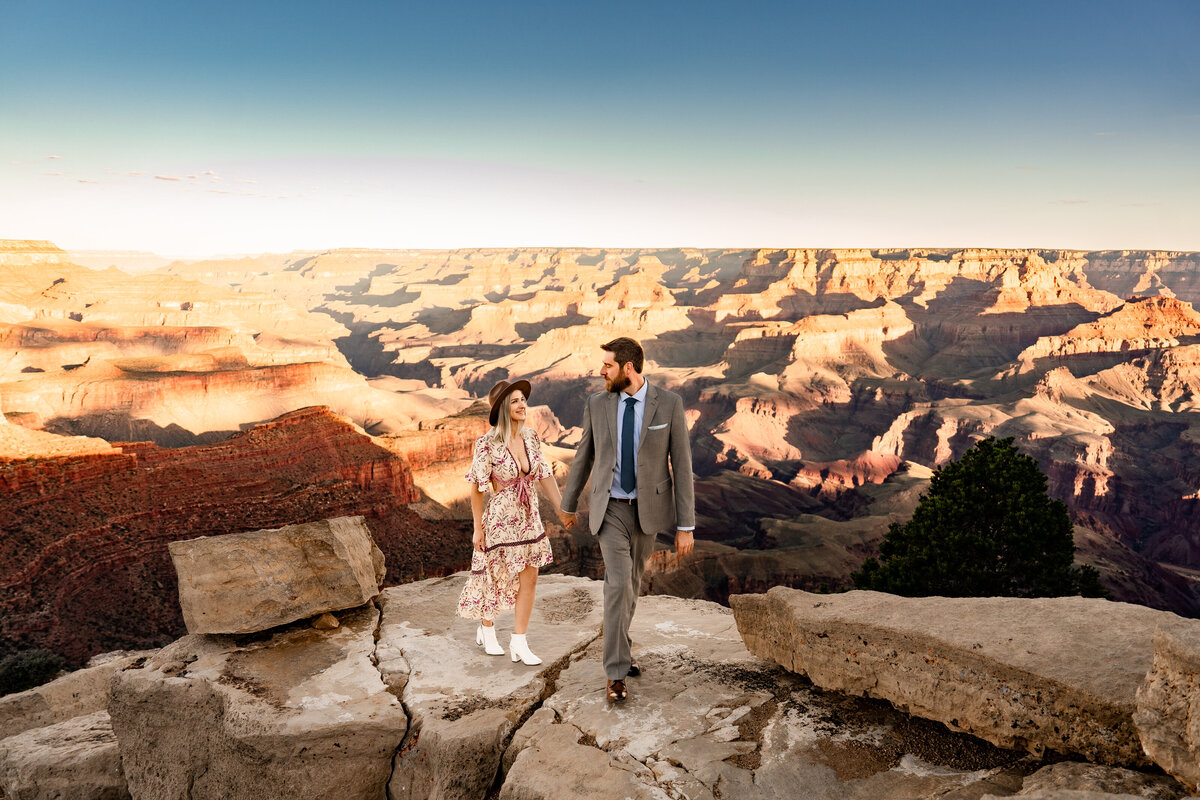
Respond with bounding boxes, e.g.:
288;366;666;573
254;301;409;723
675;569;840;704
610;379;647;499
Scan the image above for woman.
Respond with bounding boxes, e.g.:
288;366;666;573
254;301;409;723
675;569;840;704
456;378;565;665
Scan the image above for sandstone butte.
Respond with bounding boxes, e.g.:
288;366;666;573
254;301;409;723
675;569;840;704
0;406;470;667
0;571;1196;800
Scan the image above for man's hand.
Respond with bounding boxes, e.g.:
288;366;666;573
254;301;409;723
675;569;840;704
472;527;485;553
558;510;577;529
674;529;694;559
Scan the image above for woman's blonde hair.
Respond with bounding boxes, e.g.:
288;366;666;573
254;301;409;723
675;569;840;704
488;390;526;444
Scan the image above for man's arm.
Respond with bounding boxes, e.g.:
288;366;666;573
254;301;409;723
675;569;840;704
669;394;696;557
668;394;695;528
560;395;595;515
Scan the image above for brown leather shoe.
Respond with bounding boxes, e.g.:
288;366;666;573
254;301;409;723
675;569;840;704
627;660;641;678
606;679;627;703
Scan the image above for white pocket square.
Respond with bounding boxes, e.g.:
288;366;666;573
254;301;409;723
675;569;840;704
648;423;668;430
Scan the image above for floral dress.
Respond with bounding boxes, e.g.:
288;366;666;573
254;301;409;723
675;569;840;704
456;427;555;620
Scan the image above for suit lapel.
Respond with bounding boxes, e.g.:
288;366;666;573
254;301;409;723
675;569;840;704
639;381;659;451
603;390;618;458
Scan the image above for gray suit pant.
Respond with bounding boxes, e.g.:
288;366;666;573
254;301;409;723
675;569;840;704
597;499;656;681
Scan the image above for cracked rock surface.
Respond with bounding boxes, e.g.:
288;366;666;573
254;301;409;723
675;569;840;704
376;574;605;800
107;604;406;799
499;591;1031;800
14;575;1197;799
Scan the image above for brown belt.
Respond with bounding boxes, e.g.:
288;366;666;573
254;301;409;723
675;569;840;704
609;496;637;504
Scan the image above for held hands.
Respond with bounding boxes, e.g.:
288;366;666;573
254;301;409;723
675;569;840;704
557;509;577;530
674;529;694;559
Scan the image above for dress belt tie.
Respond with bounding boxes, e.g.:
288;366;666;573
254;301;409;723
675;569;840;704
495;473;536;513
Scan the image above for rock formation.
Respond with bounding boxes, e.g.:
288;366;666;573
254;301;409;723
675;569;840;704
730;587;1173;765
1134;621;1200;792
107;604;406;800
5;568;1199;799
169;516;386;634
0;710;130;799
0;407;468;666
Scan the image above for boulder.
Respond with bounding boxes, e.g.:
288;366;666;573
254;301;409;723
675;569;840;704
1133;620;1200;792
167;515;386;634
376;574;606;800
0;710;129;800
729;587;1172;765
0;652;149;739
107;604;405;800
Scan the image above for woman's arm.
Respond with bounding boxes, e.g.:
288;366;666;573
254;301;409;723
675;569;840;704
470;488;486;552
539;473;565;517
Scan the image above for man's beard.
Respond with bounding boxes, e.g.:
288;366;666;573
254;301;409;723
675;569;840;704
605;371;631;393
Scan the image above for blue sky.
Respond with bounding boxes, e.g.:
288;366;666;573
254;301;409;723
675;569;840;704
1;0;1196;255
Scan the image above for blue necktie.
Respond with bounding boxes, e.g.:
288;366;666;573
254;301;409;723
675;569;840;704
621;397;637;493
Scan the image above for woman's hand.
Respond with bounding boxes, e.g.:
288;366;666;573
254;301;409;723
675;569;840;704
472;526;485;553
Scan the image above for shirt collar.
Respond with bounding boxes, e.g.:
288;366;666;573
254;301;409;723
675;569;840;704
623;378;649;405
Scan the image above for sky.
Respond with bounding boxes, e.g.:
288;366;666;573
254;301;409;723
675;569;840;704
1;0;1197;256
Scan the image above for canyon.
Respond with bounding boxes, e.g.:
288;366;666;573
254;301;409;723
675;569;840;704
5;240;1200;670
155;244;1200;612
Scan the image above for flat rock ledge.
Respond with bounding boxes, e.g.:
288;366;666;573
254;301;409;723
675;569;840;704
729;588;1174;767
168;515;386;635
0;651;149;739
386;576;1037;800
376;574;608;799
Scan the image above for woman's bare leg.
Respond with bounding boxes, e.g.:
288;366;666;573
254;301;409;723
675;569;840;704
513;566;538;634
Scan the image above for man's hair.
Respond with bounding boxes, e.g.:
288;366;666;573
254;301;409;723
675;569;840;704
601;337;644;373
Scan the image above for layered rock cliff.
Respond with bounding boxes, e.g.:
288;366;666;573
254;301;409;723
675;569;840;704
0;407;469;666
0;240;454;444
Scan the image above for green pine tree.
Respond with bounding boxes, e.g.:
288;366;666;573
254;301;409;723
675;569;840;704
853;436;1106;598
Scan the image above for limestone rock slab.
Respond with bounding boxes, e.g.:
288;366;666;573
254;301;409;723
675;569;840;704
375;574;606;800
0;652;149;739
1133;621;1200;792
730;588;1171;766
168;515;385;634
501;592;1025;800
1017;761;1186;798
0;710;129;800
107;604;405;800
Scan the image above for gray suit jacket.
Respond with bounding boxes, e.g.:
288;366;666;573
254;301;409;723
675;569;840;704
561;382;696;536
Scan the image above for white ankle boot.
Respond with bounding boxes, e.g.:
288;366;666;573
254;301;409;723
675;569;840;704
476;624;504;656
510;633;542;665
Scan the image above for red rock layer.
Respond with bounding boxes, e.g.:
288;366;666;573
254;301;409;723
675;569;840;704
0;406;470;666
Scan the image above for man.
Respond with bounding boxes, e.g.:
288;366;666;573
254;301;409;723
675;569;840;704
559;337;695;703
